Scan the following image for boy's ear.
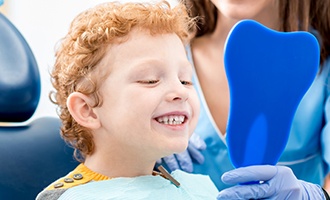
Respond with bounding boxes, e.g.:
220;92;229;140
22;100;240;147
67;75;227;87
67;92;100;129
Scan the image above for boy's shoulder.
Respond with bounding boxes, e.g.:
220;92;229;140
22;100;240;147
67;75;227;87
36;164;108;200
35;188;67;200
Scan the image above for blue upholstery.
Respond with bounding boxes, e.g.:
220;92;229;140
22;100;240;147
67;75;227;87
0;13;78;199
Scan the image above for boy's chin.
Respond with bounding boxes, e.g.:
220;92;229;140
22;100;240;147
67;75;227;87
155;137;189;158
164;143;189;156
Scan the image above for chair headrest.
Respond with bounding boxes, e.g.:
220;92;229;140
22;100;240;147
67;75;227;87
0;13;40;122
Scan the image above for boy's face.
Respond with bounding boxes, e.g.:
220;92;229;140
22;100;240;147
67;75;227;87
94;29;200;160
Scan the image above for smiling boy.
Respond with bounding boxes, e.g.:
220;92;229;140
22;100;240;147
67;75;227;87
36;1;219;199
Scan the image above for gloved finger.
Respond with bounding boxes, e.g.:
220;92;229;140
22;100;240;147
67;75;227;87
156;159;162;164
221;165;277;185
176;151;193;173
187;144;205;164
162;155;180;171
217;182;273;200
189;132;206;150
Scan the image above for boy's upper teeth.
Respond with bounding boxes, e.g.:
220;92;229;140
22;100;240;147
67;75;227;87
156;115;185;125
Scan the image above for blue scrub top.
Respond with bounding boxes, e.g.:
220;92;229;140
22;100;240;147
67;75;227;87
187;45;330;190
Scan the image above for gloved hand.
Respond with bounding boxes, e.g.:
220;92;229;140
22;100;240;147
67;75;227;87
217;165;325;200
0;0;3;6
157;132;206;172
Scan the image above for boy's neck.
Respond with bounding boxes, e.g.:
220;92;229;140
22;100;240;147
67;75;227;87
83;150;156;178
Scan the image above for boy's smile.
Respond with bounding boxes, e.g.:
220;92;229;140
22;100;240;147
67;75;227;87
155;113;187;125
153;111;189;131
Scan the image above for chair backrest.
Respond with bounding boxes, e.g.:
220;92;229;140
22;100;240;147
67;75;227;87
0;12;78;199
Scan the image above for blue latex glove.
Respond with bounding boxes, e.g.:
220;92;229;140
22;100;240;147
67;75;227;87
157;132;206;172
217;165;325;199
0;0;3;6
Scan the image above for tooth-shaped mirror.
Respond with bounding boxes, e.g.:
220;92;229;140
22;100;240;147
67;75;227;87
224;20;319;168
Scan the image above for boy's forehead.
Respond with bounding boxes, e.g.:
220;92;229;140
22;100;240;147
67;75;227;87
107;28;184;58
97;28;188;71
113;27;179;43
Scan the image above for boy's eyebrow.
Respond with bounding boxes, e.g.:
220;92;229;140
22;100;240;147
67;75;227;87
127;61;160;77
129;58;192;71
130;58;166;67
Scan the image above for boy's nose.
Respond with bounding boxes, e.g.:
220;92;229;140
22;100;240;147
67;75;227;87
166;81;189;102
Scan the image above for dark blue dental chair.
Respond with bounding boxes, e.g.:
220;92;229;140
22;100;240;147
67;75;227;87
0;12;78;200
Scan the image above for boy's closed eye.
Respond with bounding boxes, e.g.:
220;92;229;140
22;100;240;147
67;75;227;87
137;79;193;86
180;80;193;86
137;80;159;84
